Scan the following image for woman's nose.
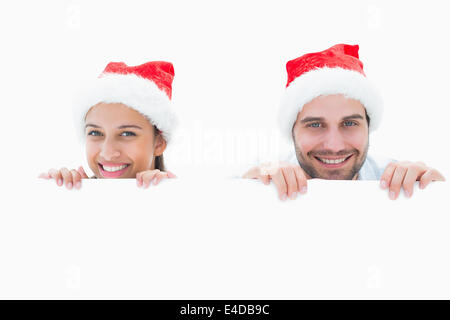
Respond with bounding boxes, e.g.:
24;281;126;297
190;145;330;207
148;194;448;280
99;138;121;160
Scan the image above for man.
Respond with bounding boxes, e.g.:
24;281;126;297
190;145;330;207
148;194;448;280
243;44;445;200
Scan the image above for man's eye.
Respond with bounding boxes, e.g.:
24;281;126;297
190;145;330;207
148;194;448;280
120;131;136;137
343;121;357;127
87;130;102;136
308;123;321;128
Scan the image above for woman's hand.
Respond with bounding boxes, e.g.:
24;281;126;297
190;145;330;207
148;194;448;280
38;166;89;189
136;169;176;188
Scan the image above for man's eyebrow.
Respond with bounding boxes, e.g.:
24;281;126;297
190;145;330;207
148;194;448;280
342;114;365;121
84;124;143;129
300;114;365;124
300;117;325;124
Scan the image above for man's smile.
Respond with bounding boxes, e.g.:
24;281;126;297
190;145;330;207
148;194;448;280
313;154;354;168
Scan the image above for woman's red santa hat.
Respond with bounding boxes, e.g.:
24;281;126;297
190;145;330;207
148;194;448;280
278;44;383;140
74;61;177;143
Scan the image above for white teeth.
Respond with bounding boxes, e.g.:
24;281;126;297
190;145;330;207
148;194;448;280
318;157;348;164
102;164;128;172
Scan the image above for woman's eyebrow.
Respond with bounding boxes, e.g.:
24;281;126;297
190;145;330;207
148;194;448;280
84;124;143;129
85;123;101;129
117;125;143;130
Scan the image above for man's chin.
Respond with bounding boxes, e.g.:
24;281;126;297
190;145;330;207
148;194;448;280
316;171;354;180
309;156;359;180
320;172;356;180
307;166;358;180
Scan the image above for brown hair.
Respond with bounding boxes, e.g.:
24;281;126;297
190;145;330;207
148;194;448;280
153;125;166;171
365;109;371;127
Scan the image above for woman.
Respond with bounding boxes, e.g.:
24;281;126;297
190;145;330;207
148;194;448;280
39;61;177;189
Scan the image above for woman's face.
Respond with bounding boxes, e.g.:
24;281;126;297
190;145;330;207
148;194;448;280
84;102;166;178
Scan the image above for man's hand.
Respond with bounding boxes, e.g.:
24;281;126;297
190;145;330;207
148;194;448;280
380;161;445;200
242;162;308;200
136;169;176;188
38;166;89;189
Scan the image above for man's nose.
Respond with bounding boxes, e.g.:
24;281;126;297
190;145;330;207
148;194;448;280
322;128;347;153
99;138;121;160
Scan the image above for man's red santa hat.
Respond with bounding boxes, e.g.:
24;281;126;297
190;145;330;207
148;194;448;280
278;44;383;140
74;61;177;143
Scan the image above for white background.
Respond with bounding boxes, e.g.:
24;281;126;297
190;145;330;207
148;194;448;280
1;0;450;300
1;0;449;180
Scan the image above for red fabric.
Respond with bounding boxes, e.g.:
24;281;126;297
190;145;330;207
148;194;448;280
102;61;174;99
286;44;365;87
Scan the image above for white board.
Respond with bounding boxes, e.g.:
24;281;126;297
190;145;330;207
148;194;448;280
1;178;449;299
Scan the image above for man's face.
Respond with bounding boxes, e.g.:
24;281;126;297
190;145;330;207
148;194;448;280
292;94;369;180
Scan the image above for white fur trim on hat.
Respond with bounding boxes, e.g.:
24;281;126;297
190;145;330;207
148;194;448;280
278;67;383;141
73;73;177;143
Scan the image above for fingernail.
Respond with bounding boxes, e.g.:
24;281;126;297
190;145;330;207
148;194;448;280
389;191;396;200
58;179;62;186
280;194;287;201
290;192;297;200
75;182;81;189
300;187;307;194
67;182;72;189
380;180;387;189
405;191;411;198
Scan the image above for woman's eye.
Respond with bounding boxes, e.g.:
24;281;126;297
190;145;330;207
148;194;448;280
87;130;102;136
120;131;136;137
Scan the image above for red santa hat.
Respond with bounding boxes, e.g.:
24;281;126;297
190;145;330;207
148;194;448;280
73;61;177;143
278;44;383;140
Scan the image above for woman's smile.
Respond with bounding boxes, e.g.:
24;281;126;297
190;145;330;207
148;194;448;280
98;162;131;178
